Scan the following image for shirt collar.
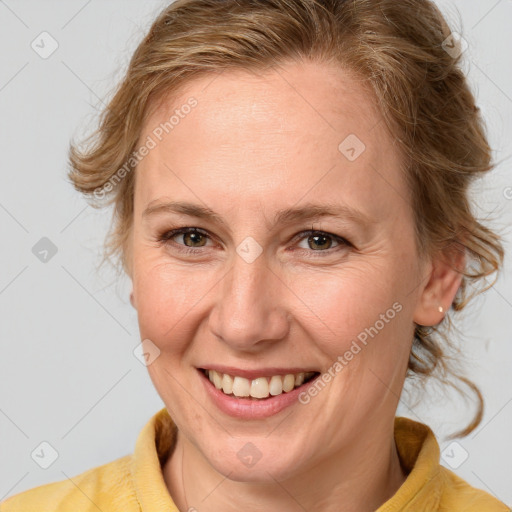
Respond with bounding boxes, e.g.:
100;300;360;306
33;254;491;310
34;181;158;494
130;408;442;512
131;407;179;511
377;417;442;511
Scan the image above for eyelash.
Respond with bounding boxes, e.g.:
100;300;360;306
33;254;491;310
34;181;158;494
156;227;351;257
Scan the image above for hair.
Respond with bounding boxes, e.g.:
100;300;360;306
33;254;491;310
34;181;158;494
67;0;505;438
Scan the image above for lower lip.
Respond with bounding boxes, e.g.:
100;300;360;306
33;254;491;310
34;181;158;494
198;369;319;419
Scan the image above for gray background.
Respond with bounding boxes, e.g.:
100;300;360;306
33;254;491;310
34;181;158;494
1;0;511;506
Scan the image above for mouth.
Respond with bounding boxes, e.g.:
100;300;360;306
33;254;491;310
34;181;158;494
199;368;321;400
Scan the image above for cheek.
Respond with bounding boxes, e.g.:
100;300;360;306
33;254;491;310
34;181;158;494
289;261;405;352
133;256;205;345
132;242;415;367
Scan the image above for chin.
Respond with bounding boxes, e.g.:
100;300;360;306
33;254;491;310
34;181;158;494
200;439;304;483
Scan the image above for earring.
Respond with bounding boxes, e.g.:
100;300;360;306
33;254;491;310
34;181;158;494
438;305;444;313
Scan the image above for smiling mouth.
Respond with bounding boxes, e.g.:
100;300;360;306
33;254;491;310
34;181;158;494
200;368;320;400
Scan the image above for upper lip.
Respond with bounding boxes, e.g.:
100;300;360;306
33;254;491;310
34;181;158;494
198;365;320;380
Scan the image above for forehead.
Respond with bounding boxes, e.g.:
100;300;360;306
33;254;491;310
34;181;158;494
134;60;408;221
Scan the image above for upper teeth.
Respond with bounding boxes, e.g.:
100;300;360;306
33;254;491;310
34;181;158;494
206;369;316;399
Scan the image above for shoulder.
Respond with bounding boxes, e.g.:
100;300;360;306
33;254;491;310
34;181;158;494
438;466;510;511
0;455;137;512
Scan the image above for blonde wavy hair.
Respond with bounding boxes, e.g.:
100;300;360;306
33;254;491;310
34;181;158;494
67;0;505;438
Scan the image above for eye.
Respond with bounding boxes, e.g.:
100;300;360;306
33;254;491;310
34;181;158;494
293;230;350;255
157;227;351;256
157;227;214;253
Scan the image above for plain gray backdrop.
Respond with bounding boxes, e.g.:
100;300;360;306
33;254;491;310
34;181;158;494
1;0;511;506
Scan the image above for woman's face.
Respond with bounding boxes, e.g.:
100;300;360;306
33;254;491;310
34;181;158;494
130;60;434;481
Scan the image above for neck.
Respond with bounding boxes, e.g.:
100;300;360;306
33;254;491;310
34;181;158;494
163;421;407;512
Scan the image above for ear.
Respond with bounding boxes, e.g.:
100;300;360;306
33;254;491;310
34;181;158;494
413;244;466;327
124;229;136;310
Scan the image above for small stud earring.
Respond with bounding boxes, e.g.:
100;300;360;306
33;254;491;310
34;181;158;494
438;305;444;313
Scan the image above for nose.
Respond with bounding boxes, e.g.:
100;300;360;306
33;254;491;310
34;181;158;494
207;250;290;352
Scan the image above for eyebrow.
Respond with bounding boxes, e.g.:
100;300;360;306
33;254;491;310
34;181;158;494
142;200;376;230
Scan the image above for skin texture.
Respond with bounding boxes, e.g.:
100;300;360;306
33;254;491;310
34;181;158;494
127;59;465;512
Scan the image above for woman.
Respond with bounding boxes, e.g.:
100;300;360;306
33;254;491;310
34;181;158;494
2;0;509;510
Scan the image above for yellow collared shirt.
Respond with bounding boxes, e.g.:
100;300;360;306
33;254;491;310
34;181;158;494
1;408;509;511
